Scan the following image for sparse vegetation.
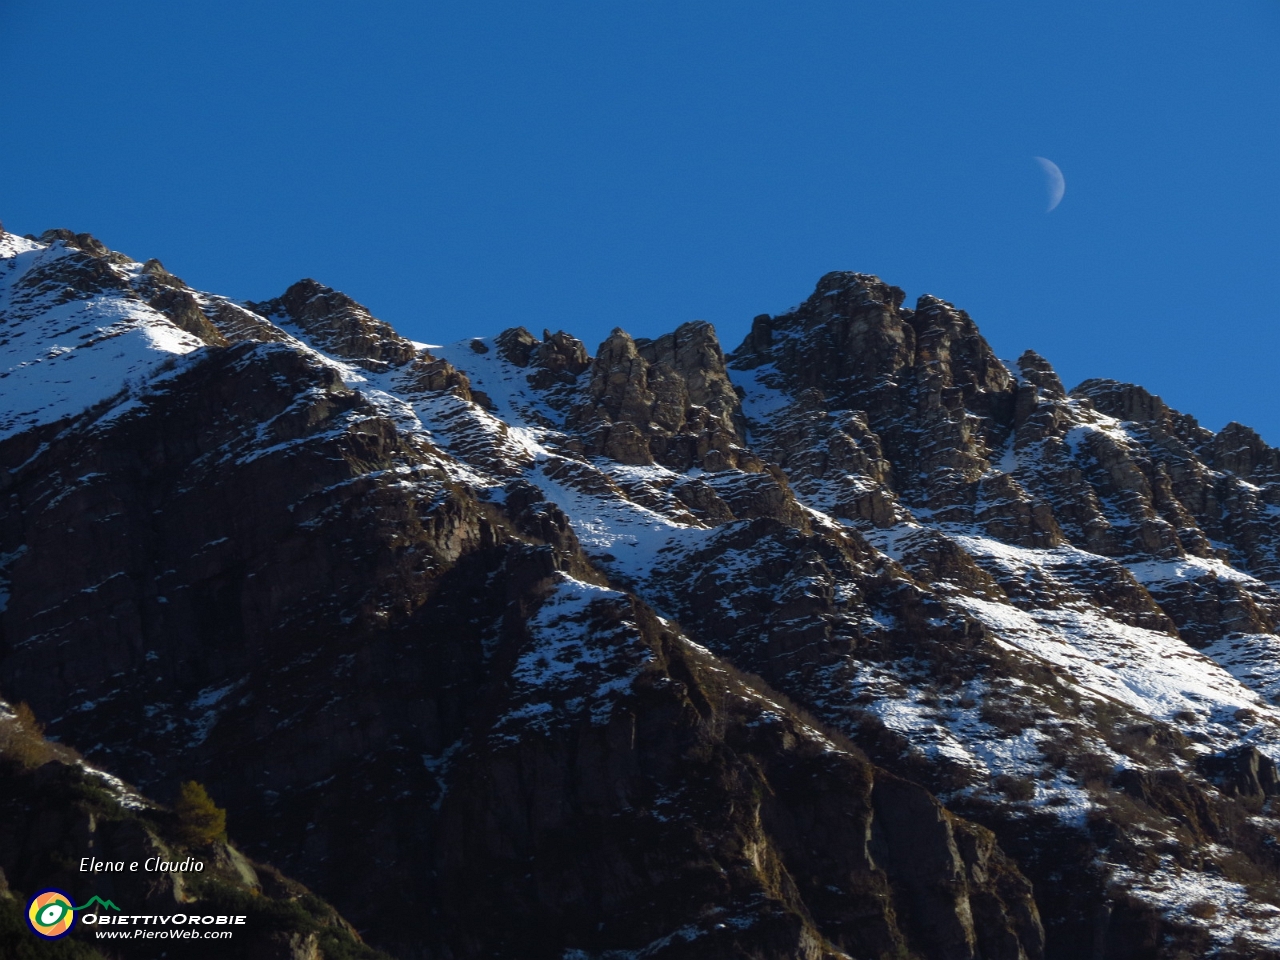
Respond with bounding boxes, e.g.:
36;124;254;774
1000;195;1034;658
979;698;1035;737
1068;752;1115;788
182;874;394;960
994;774;1037;801
1186;899;1217;919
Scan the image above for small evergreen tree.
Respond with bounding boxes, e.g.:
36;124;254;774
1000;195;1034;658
13;701;43;736
174;780;227;846
0;701;51;768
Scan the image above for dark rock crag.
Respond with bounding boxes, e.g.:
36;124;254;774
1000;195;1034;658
567;321;758;472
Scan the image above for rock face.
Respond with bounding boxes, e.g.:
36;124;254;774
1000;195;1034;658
250;278;420;371
1196;746;1280;802
733;275;1029;532
0;233;1279;959
567;322;757;472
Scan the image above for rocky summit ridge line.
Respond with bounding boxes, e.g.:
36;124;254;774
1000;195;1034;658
0;225;1277;959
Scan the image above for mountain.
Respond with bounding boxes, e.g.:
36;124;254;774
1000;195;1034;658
0;226;1278;960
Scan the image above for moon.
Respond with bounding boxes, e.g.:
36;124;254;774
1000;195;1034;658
1033;156;1065;212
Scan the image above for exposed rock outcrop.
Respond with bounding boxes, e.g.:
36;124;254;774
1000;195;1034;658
1196;745;1280;801
131;258;230;346
251;278;420;371
570;322;758;471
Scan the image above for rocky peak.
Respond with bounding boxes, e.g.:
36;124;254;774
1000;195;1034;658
582;327;648;422
909;295;1013;396
36;227;114;260
731;273;914;403
494;326;540;365
570;328;663;466
812;269;909;312
129;256;229;347
493;326;591;391
251;278;419;371
729;277;1021;524
732;276;1020;420
140;257;174;279
634;320;745;438
536;328;591;376
1072;378;1174;427
1071;377;1217;453
570;324;752;471
1213;421;1280;481
905;296;1015;442
1016;349;1066;400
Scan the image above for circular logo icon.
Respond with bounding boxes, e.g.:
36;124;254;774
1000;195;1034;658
27;889;76;939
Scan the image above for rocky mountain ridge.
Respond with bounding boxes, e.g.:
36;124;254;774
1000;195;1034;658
0;225;1277;958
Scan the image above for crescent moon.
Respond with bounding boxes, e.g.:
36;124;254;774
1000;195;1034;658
1034;157;1065;212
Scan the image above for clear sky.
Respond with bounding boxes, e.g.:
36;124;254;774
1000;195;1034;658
2;2;1277;442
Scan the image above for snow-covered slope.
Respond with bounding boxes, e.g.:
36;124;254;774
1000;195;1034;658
0;233;208;439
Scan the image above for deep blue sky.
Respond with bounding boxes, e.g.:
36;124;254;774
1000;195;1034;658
3;2;1278;441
